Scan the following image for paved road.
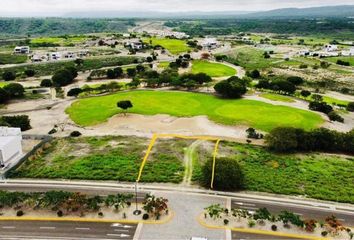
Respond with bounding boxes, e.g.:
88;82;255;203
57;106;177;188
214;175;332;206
232;231;302;240
0;221;137;239
231;199;354;226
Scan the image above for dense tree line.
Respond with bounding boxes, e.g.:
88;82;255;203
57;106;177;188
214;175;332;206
266;127;354;154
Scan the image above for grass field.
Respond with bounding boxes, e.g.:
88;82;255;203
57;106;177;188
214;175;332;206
66;90;323;131
30;36;87;46
144;37;191;54
259;93;295;103
158;61;170;68
326;56;354;66
0;54;28;65
9;136;186;183
191;60;236;77
211;142;353;203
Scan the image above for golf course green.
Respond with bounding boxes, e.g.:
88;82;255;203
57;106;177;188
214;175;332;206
191;60;236;77
66;91;323;131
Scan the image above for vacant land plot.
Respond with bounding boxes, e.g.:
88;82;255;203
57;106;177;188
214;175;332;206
66;90;323;131
0;54;28;65
30;36;87;46
193;141;354;203
191;60;236;77
9;136;186;183
259;93;295;103
145;37;191;54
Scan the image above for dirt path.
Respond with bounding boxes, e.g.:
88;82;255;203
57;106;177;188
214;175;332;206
181;140;204;186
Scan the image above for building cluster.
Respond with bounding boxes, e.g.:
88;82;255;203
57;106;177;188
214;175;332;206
0;127;22;168
200;38;220;50
138;29;189;39
297;45;354;57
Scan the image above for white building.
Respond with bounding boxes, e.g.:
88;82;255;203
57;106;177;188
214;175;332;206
201;38;219;50
14;46;30;54
343;47;354;56
298;49;310;56
325;44;338;52
126;41;143;50
0;127;22;168
49;52;61;60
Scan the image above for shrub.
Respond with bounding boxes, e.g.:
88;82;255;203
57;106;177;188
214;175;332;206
16;210;24;217
336;59;350;66
248;220;256;228
347;102;354;112
67;88;83;97
287;76;304;85
48;128;57;135
117;100;133;115
1;115;31;131
309;101;333;114
265;127;298;152
142;213;149;220
300;90;311;98
52;68;77;87
202;157;244;191
3;83;24;98
248;69;260;79
321;231;328;237
2;71;16;81
224;219;229;225
98;212;104;217
40;79;53;87
57;210;63;217
0;88;9;104
24;69;35;77
299;64;308;69
70;131;82;137
271;225;277;231
328;111;344;123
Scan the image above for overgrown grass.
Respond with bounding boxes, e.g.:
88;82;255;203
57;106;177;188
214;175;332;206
326;56;354;66
191;60;236;77
30;36;87;46
0;54;28;65
144;37;191;54
66;90;323;132
259;93;295;103
9;136;185;183
226;143;354;203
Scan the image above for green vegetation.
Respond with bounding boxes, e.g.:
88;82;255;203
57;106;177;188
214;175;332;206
0;54;27;65
260;93;295;103
158;61;170;69
223;142;354;203
0;82;9;87
66;90;323;132
145;37;191;54
9;136;185;183
30;36;87;46
191;60;236;77
326;57;354;66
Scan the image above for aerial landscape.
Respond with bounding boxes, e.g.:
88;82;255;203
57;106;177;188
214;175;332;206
0;0;353;239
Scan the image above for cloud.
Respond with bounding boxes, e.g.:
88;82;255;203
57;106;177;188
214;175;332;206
1;0;354;15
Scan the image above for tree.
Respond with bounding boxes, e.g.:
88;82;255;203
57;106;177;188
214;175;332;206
265;127;298;152
287;76;304;85
136;65;145;73
67;88;83;97
248;69;260;79
2;71;16;81
117;100;133;115
74;58;84;66
328;111;344;123
0;88;9;104
346;102;354;112
40;79;53;87
202;157;244;191
52;69;76;87
24;69;35;77
127;68;137;78
106;69;116;79
3;83;24;98
311;94;323;102
214;76;247;99
146;56;153;63
300;90;311;98
270;80;296;95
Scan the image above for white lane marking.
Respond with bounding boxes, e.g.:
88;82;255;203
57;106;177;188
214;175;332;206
234;202;256;207
114;229;129;232
123;225;133;228
39;226;56;229
111;223;122;227
76;227;90;230
107;233;131;237
2;226;15;229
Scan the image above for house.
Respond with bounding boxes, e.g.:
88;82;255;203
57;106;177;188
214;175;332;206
14;46;30;54
49;52;61;60
201;38;219;50
31;54;44;62
63;52;76;59
298;49;310;56
0;127;22;168
325;44;338;52
126;41;143;50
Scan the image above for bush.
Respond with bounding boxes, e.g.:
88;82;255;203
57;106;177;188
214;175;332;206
336;59;350;66
70;131;82;137
142;213;149;220
98;212;104;217
271;225;277;231
347;102;354;112
3;83;24;98
1;115;31;131
202;157;244;191
52;68;77;87
2;71;16;81
248;69;260;79
16;210;24;217
248;220;256;228
40;79;53;87
67;88;83;97
224;219;229;225
287;76;304;85
300;90;311;98
321;231;328;237
214;76;247;99
299;64;308;69
57;210;63;217
328;111;344;123
48;128;57;135
265;127;299;152
309;101;333;114
24;69;35;77
0;88;9;104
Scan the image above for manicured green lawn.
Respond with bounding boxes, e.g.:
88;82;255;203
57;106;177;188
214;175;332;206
66;90;323;132
9;136;185;183
144;37;191;54
259;93;295;103
191;60;236;77
228;143;354;203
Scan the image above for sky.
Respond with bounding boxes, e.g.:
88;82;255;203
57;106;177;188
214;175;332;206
1;0;354;16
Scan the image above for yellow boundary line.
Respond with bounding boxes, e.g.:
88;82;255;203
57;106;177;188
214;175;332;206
197;214;327;240
136;134;221;188
0;210;174;225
